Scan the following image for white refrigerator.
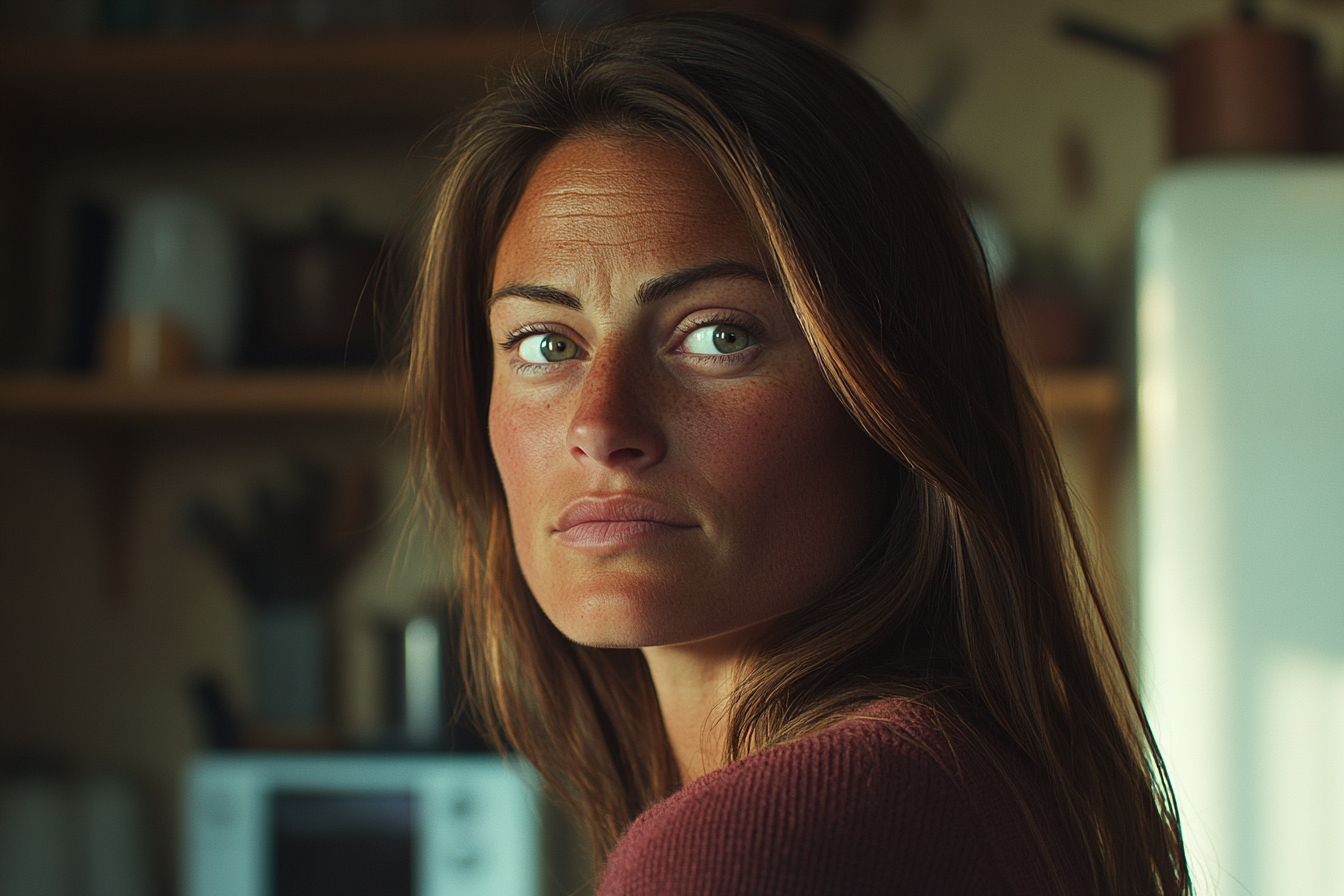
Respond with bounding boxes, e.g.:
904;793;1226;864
1138;162;1344;895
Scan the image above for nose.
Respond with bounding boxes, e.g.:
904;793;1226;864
566;348;667;470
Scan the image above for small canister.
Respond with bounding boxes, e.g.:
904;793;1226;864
1167;16;1318;158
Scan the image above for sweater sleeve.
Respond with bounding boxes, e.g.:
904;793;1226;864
597;716;1018;896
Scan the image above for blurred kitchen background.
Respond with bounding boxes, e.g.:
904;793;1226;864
0;0;1341;894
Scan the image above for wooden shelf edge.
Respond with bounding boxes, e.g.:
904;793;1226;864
1030;368;1125;419
0;369;1122;419
0;27;572;134
0;26;559;79
0;371;406;417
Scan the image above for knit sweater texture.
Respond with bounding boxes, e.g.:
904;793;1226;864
598;699;1086;895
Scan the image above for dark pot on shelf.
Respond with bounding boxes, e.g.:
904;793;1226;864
248;211;385;367
1001;287;1095;369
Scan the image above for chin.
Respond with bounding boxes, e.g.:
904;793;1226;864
533;573;791;652
538;580;687;649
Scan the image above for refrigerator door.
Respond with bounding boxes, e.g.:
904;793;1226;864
1138;162;1344;895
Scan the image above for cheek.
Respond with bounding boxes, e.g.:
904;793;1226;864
680;373;853;496
488;390;562;600
487;388;561;525
681;366;887;591
487;395;528;490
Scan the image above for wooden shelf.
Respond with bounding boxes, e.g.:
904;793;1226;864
1030;368;1125;534
0;371;405;417
0;368;1120;420
0;27;560;136
1031;368;1123;419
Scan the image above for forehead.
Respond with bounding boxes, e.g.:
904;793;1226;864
492;136;761;289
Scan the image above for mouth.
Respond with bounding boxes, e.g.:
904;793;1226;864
553;495;698;550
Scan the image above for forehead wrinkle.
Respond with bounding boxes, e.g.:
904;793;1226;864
530;178;702;208
530;200;701;221
493;137;763;311
522;207;708;253
532;211;669;227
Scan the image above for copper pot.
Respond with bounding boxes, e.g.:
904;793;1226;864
1062;5;1319;158
1168;18;1317;157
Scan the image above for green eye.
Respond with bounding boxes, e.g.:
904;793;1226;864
683;323;754;355
518;332;578;363
712;325;750;353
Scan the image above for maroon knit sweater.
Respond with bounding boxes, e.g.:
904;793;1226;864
598;699;1087;895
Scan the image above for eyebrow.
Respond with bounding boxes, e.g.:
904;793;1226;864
488;259;773;311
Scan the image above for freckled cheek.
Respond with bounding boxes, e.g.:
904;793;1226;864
487;391;565;509
676;380;835;494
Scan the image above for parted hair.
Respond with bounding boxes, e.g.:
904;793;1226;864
409;11;1188;894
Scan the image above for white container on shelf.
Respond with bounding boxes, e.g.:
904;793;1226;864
107;190;243;370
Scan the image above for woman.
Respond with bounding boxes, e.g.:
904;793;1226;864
410;12;1187;894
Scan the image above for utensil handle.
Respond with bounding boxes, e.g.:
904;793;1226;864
1057;15;1164;64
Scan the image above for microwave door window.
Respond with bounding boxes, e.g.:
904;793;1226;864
272;792;416;896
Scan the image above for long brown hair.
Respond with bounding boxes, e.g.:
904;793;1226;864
410;12;1187;893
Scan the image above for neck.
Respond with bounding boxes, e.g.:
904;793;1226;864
641;630;751;783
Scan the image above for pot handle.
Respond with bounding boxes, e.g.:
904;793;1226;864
1057;14;1163;64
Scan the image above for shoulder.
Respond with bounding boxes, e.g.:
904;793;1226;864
599;699;1076;896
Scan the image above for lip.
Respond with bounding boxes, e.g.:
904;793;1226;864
554;495;698;550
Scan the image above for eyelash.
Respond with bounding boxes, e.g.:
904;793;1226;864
499;323;583;375
497;312;762;370
498;322;559;352
674;311;757;341
674;312;762;365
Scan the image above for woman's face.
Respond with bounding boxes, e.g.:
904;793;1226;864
487;136;890;649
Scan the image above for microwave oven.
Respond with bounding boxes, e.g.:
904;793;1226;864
183;753;543;896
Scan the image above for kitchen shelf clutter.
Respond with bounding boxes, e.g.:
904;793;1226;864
0;22;1132;580
0;26;564;372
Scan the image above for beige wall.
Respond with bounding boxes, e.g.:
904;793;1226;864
849;0;1344;304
